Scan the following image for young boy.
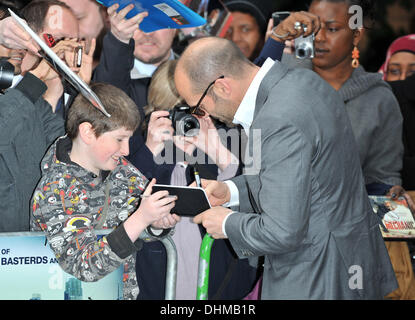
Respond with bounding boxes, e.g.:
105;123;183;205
31;83;179;300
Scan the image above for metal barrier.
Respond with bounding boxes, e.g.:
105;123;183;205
160;235;177;300
142;230;215;300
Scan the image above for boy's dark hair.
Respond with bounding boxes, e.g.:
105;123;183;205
21;0;71;32
66;83;141;139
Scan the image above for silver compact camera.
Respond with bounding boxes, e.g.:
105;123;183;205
294;25;315;59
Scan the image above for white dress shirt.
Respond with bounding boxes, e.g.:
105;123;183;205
130;50;176;79
222;58;275;237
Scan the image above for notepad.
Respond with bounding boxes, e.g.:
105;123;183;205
152;184;211;217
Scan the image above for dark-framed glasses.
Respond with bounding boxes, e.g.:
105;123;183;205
191;75;225;115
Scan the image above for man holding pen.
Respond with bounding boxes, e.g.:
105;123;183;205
175;36;398;300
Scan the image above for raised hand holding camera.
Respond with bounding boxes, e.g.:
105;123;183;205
270;11;321;59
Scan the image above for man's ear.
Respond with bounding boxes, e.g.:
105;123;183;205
212;77;232;100
78;122;96;145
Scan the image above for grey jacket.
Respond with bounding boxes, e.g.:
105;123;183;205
226;61;397;299
338;66;403;187
0;73;64;232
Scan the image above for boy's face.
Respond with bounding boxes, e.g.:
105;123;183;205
89;127;133;173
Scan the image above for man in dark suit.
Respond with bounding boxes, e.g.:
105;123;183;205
175;36;398;299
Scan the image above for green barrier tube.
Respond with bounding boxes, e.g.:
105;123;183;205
196;234;214;300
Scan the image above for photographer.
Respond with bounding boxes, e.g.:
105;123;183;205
21;0;96;118
130;59;257;300
0;26;65;231
0;4;92;232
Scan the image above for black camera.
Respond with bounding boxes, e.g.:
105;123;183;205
0;58;15;91
169;104;200;137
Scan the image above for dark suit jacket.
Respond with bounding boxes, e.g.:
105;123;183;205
226;61;398;299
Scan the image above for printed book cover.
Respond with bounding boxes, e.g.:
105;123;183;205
96;0;207;32
369;196;415;239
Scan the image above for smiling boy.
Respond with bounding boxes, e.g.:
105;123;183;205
31;83;179;299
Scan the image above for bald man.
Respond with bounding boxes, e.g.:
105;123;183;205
174;37;397;299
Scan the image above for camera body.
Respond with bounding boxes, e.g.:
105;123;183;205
272;11;316;60
169;104;200;137
0;59;15;91
294;33;315;60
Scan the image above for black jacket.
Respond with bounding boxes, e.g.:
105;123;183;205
389;74;415;190
0;73;64;231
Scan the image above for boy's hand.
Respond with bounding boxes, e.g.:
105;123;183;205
138;179;177;226
151;213;181;229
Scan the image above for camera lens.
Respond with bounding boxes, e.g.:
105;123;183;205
0;59;15;90
177;115;200;137
297;48;306;59
169;104;200;137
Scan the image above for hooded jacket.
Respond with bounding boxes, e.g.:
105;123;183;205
338;66;403;189
31;136;148;300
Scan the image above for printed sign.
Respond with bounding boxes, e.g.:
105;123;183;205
0;232;123;300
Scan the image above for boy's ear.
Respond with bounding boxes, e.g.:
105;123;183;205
78;122;96;145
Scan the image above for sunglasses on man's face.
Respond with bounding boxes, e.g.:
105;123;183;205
190;75;225;116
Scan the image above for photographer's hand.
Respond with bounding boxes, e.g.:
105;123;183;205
64;38;96;84
146;111;174;156
269;11;321;43
183;116;238;171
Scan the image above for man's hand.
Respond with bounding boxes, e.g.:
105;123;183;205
387;185;415;213
193;207;233;239
108;3;148;44
0;16;39;53
202;179;231;207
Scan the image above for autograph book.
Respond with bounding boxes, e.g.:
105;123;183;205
369;196;415;239
152;184;211;217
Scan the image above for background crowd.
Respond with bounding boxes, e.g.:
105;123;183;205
0;0;414;300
